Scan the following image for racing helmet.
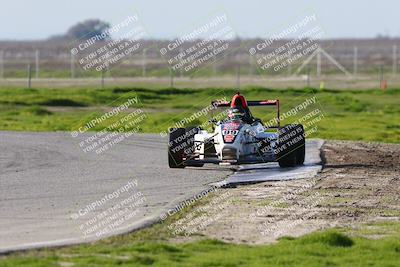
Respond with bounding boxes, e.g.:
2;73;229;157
228;107;245;120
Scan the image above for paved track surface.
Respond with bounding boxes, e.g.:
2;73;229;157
0;132;322;252
0;132;232;252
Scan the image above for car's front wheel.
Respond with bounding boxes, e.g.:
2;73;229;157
168;128;186;168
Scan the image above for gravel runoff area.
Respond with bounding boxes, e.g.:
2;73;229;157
169;141;400;244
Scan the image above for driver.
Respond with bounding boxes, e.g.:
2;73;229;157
227;106;254;124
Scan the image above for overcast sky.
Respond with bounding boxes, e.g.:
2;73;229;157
1;0;399;40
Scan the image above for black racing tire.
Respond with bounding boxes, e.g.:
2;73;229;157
168;128;186;168
277;124;305;168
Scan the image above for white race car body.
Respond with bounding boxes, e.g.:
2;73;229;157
190;119;278;165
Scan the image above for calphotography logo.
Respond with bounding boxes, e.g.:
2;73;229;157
71;95;149;155
70;14;148;72
159;11;236;74
70;179;146;238
248;12;332;75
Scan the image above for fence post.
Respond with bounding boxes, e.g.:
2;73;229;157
27;64;32;88
35;50;39;79
379;65;386;90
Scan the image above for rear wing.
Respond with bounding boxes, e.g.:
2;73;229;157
211;99;280;128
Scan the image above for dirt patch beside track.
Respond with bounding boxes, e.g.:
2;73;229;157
170;141;400;244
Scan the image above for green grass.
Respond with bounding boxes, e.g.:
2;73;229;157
1;220;399;267
0;86;399;142
1;189;399;266
0;191;399;267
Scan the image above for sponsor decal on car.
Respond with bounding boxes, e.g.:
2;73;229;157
224;134;235;143
222;123;241;143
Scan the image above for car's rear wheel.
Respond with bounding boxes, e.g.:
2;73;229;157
277;124;305;168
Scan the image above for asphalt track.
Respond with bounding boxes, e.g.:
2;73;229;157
0;132;322;253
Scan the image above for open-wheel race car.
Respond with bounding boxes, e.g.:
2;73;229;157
168;92;305;168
